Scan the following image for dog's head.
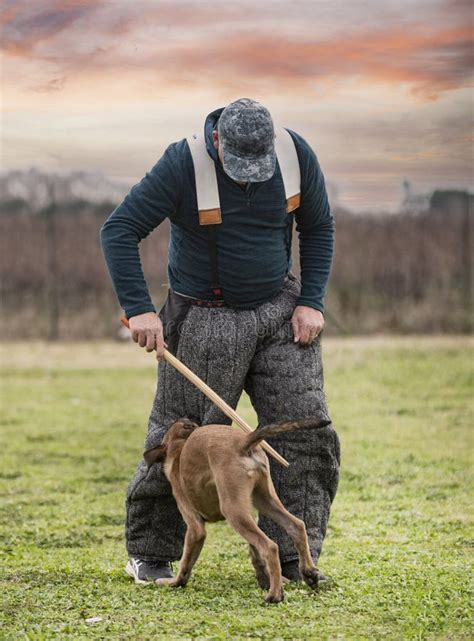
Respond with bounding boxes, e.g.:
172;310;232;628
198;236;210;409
143;418;199;467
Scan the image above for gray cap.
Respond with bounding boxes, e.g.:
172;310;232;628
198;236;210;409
217;98;276;183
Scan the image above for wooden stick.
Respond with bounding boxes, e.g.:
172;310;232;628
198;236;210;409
121;316;289;468
163;349;289;467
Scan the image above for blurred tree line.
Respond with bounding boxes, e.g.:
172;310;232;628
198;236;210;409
1;187;472;339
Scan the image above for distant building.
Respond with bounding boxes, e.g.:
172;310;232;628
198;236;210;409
430;189;473;214
401;182;473;216
401;180;431;213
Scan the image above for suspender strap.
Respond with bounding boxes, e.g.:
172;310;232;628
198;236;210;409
187;133;223;298
274;128;301;213
206;224;222;298
186;133;222;225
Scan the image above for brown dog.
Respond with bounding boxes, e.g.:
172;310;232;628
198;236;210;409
144;416;330;603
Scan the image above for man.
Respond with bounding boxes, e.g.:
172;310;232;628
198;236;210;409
100;98;340;585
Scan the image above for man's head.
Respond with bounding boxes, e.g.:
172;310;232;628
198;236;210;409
213;98;276;184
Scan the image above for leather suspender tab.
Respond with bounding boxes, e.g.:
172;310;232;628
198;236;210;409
198;208;222;225
286;193;301;213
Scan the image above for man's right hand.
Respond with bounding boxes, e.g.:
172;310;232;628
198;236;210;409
128;312;166;360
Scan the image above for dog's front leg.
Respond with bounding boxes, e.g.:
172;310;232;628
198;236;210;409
155;519;206;588
248;544;270;590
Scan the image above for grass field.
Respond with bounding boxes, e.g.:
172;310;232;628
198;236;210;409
1;338;473;640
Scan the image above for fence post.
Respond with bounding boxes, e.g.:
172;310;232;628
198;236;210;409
44;183;59;341
461;193;472;331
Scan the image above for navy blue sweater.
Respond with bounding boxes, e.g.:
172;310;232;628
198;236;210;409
100;108;334;318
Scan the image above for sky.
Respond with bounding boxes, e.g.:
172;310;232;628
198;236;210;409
1;0;473;211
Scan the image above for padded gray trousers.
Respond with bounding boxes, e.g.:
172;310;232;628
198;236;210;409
125;276;340;563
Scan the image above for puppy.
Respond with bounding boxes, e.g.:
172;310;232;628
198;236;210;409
144;416;330;603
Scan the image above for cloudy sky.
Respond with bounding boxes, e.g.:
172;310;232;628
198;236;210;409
1;0;472;211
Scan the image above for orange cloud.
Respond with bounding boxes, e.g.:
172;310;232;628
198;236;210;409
1;0;472;100
157;25;474;99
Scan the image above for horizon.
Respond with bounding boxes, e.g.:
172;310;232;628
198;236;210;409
1;0;473;212
2;164;473;215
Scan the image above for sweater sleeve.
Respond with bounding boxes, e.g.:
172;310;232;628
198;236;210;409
290;131;335;313
100;143;181;319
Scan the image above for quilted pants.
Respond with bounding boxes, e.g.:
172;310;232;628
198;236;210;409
125;276;340;564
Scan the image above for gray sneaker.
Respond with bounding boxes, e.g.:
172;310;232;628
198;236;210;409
125;558;174;584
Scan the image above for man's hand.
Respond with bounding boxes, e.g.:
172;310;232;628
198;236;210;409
291;306;324;345
128;312;166;360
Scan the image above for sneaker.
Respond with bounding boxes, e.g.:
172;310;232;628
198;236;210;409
281;560;329;584
125;557;174;584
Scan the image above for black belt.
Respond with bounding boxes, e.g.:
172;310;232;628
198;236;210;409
189;298;226;308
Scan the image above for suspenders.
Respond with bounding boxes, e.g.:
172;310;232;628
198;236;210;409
274;129;301;213
187;132;223;299
186;128;301;301
187;133;223;226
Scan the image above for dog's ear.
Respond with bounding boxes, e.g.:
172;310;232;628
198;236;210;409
143;444;167;467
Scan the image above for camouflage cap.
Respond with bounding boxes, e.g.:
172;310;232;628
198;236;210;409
217;98;276;183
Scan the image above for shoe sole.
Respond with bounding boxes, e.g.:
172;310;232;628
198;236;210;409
125;560;152;585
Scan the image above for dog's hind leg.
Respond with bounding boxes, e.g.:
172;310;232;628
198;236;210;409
156;515;206;588
248;544;270;590
252;480;319;590
218;488;283;603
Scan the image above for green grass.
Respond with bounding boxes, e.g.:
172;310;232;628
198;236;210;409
1;339;473;640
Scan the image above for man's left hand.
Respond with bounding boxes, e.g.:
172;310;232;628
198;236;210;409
291;306;324;344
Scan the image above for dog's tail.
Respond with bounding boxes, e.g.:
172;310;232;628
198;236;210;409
241;417;331;454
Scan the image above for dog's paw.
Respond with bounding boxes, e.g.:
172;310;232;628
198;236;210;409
155;578;182;588
301;566;319;590
265;589;284;604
